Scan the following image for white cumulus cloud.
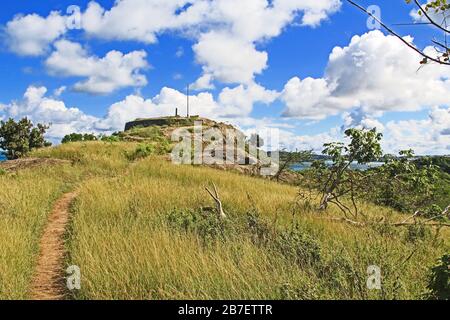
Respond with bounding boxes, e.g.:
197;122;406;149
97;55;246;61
5;12;67;56
45;40;149;94
281;30;450;119
4;0;342;88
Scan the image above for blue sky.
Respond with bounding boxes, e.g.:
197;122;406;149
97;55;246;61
0;0;449;154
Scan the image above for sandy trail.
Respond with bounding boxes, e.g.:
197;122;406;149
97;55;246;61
29;191;78;300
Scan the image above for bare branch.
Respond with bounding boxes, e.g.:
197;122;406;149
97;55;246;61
413;0;450;34
346;0;450;65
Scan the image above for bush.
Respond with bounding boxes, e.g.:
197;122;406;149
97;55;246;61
0;168;6;176
126;144;155;161
154;139;172;155
423;205;445;221
62;133;98;144
246;211;273;246
426;254;450;300
166;209;234;244
0;118;51;159
274;226;322;268
370;150;439;213
404;224;432;243
100;135;121;143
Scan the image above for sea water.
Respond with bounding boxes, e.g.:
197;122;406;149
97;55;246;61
290;161;384;171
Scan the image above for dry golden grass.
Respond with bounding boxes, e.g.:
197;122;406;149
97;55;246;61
0;164;80;299
0;142;130;299
65;153;448;300
0;141;447;300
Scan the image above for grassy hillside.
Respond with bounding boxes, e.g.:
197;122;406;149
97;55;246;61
0;141;448;299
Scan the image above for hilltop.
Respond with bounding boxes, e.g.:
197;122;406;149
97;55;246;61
122;116;236;142
124;115;227;131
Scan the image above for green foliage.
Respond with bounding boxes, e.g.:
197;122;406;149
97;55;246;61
0;118;51;159
404;224;432;243
323;128;383;165
274;226;322;268
370;150;440;212
426;254;450;300
423;205;446;220
0;168;6;176
126;144;155;161
62;133;83;144
166;209;235;244
406;0;450;15
125;141;171;161
127;126;162;139
415;156;450;175
301;128;448;217
166;208;322;268
415;157;450;209
62;133;98;144
314;128;383;216
99;133;121;143
83;133;97;141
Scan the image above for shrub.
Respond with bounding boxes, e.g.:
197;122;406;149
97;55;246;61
423;205;445;220
166;209;199;232
154;139;172;155
0;168;6;176
404;224;432;243
426;254;450;300
101;135;121;143
245;211;273;246
370;150;439;213
62;133;98;144
126;144;155;161
166;209;234;244
274;226;322;268
62;133;83;144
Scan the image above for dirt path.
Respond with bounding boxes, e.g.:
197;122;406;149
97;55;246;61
29;191;78;300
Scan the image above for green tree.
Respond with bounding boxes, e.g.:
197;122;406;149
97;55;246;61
317;128;383;217
61;133;83;144
0;118;51;159
370;150;440;212
83;133;98;141
62;133;98;144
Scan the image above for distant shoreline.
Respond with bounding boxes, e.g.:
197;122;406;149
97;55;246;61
291;161;385;171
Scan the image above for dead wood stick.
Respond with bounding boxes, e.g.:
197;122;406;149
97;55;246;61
205;183;226;219
400;211;421;224
322;217;450;228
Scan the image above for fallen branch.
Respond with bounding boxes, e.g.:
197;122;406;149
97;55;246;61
400;210;421;224
391;222;450;227
323;217;450;228
324;217;365;227
205;183;226;219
